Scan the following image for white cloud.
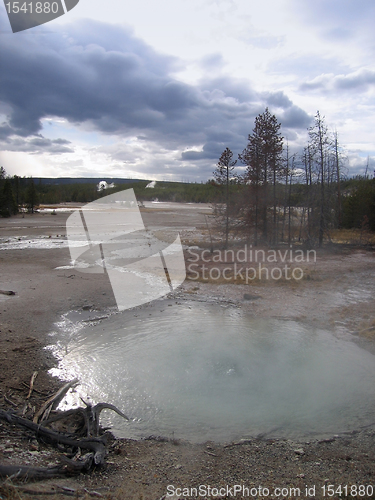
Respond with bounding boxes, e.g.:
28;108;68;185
0;0;373;180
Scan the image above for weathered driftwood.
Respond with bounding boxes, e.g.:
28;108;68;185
27;370;39;399
43;401;129;438
3;394;17;408
0;483;105;497
0;386;129;482
0;453;97;479
0;463;65;480
81;401;130;437
33;379;79;424
0;409;108;466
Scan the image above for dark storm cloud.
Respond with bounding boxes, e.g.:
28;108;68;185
1;135;74;154
0;12;183;139
279;106;312;129
0;123;14;139
334;70;375;90
260;91;311;131
263;91;293;109
0;10;310;169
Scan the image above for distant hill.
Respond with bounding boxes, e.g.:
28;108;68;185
36;177;147;185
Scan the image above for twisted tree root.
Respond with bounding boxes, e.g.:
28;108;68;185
0;388;129;482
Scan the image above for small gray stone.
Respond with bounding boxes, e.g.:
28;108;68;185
243;294;261;301
294;448;305;455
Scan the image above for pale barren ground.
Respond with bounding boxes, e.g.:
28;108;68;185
0;203;375;499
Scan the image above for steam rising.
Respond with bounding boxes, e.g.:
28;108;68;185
49;303;375;442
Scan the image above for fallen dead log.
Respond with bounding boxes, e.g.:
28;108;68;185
0;463;65;480
83;401;129;437
0;455;97;480
0;483;106;497
33;379;79;424
0;290;15;296
27;370;39;399
43;401;129;438
0;409;108;466
0;380;129;482
59;452;95;472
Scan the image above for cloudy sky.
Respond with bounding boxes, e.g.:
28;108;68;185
0;0;374;181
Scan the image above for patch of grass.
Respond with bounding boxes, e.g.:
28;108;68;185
186;266;315;285
0;484;22;500
330;228;375;245
357;318;375;339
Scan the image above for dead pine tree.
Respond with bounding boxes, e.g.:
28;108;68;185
308;111;331;247
281;143;292;243
334;131;344;228
301;145;313;245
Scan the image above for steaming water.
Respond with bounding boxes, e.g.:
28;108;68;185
49;302;375;443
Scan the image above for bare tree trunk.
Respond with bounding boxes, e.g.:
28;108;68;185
225;162;229;248
288;159;294;245
273;166;277;245
334;132;342;228
263;168;268;243
299;207;306;242
316;115;326;247
255;186;259;246
281;144;290;243
302;146;313;244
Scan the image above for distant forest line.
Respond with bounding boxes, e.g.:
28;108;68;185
1;172;374;235
1;109;374;247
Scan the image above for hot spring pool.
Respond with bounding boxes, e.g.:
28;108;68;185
49;301;375;443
